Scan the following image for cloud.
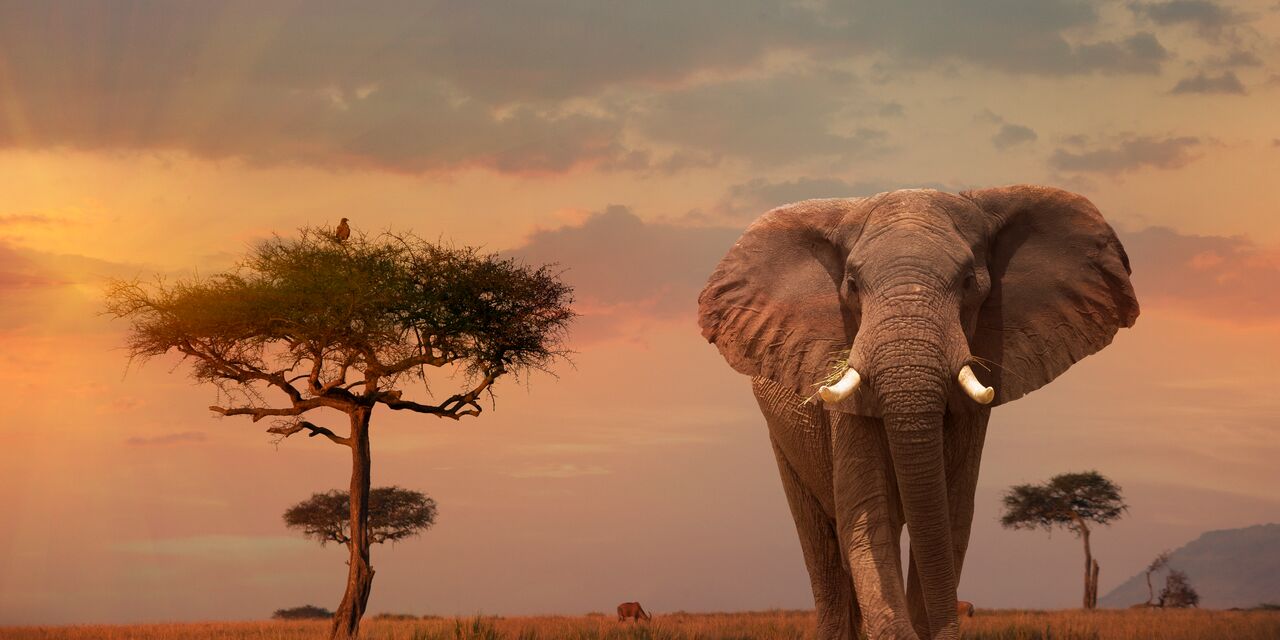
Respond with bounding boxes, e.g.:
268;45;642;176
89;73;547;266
1171;71;1247;94
0;2;1176;173
878;102;906;118
1119;226;1280;323
125;431;206;446
1131;1;1248;38
1049;135;1202;174
0;3;664;175
638;70;891;166
0;215;72;227
507;464;611;479
0;242;145;333
113;535;309;557
978;110;1038;150
1207;49;1264;69
992;124;1039;149
712;176;955;221
833;1;1169;75
509;207;739;341
0;73;636;175
0;244;71;291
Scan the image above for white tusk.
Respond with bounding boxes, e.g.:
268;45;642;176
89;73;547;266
958;365;995;405
818;368;862;404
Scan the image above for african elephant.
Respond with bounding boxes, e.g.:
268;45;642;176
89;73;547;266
697;186;1138;640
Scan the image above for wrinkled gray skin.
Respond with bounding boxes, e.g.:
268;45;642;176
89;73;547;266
698;186;1139;640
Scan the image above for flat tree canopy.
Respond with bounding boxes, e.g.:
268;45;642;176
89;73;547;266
105;224;573;640
1001;471;1126;532
1001;470;1127;610
273;605;334;620
285;486;437;547
106;227;574;427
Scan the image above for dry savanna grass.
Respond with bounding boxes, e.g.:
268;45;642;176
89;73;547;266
2;609;1279;639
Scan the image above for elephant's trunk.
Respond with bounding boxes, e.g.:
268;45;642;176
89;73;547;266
885;413;958;639
865;320;961;639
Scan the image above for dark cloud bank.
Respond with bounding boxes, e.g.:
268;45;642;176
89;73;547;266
0;0;1195;174
1050;135;1203;174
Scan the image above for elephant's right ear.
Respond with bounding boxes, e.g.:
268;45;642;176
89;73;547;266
698;199;862;397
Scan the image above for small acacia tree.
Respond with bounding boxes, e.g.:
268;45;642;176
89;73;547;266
1000;471;1127;610
273;605;333;620
1159;569;1200;608
285;486;437;548
106;225;573;640
1143;549;1173;606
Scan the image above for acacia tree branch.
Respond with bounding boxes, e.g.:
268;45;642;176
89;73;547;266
177;340;305;405
377;368;503;420
266;420;352;446
317;358;353;395
209;398;329;422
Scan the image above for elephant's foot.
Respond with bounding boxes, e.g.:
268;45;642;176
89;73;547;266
859;615;920;640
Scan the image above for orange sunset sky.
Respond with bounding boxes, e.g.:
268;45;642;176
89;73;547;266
2;0;1279;625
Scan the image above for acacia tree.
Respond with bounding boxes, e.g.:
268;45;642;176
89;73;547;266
1000;471;1127;610
1143;549;1173;606
106;225;573;640
1159;569;1200;608
285;486;437;548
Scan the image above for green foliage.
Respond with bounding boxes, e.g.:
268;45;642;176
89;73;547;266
105;225;574;410
283;485;437;547
271;604;333;619
1000;471;1127;534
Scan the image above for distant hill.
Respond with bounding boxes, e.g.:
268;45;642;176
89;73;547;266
1101;523;1280;609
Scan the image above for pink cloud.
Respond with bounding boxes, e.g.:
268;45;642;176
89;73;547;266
1119;226;1280;324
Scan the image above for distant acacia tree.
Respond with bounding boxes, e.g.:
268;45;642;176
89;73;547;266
1159;569;1200;608
285;486;437;548
1143;549;1173;606
273;605;333;620
1000;471;1127;610
106;225;573;640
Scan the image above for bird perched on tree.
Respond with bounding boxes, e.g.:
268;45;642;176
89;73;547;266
335;218;351;242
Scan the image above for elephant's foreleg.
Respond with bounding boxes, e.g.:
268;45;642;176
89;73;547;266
770;437;860;639
905;408;990;638
832;413;917;639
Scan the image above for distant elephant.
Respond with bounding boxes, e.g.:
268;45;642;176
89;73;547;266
617;601;651;621
956;601;974;618
698;186;1138;640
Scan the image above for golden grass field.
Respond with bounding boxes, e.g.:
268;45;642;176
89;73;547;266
3;609;1280;640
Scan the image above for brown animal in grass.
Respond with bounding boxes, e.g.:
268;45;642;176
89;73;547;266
616;602;651;622
957;600;975;618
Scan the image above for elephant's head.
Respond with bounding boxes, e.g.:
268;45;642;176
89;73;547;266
697;185;1138;633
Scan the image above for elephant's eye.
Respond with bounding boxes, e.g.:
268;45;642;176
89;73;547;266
962;274;976;291
847;277;858;292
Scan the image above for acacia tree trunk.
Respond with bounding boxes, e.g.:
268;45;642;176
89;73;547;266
1089;559;1101;609
330;406;375;640
1075;516;1095;610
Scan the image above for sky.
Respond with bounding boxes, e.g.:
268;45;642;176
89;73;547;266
1;0;1279;625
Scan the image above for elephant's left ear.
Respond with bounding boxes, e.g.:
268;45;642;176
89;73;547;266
962;185;1140;405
